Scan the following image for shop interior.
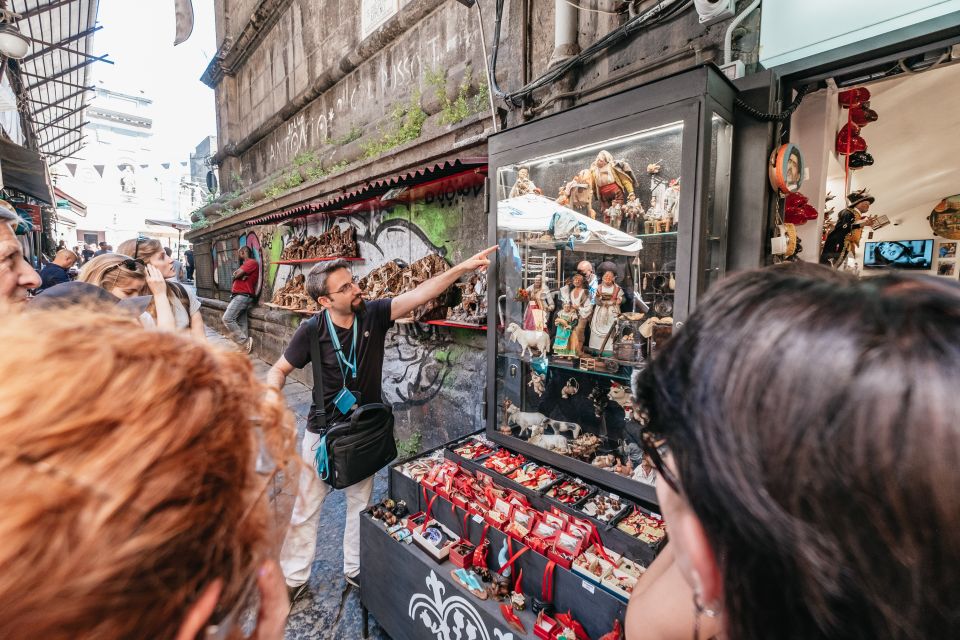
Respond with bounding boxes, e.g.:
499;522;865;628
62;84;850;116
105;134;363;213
787;51;960;277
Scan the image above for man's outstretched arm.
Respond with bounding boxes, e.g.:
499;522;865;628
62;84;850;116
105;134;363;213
390;246;497;321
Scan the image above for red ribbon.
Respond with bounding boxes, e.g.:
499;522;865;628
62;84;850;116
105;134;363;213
590;524;614;563
462;511;470;540
542;560;556;602
498;543;530;577
515;568;524;595
421;494;439;534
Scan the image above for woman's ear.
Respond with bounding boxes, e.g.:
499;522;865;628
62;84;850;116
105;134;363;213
175;579;222;640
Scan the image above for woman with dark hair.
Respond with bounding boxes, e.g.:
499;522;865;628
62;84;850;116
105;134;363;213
626;262;960;640
872;240;928;267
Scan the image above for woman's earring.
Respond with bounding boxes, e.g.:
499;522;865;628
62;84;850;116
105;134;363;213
692;584;720;640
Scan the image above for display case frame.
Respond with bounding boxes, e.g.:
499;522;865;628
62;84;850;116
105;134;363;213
485;65;737;506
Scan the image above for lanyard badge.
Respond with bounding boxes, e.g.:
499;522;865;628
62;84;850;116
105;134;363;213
324;310;358;380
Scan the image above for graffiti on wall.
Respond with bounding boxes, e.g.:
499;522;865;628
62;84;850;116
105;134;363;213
260;192;487;446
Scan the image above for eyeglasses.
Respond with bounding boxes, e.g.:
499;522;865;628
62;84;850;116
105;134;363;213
323;275;360;297
632;407;682;494
133;235;147;261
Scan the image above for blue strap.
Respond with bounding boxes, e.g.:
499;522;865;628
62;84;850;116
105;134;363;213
324;310;357;380
314;434;331;481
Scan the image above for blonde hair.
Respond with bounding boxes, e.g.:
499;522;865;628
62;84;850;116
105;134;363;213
0;308;294;639
117;237;188;307
77;253;145;294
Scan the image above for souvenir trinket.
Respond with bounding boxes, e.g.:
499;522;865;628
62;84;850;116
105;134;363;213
552;303;579;358
568;434;601;461
510;590;526;611
452;436;494;460
508;462;558;491
504;402;548;438
579;492;626;523
607;382;633;413
500;603;527;634
528;427;570;453
528;371;546;396
509;165;542;198
589;383;609;418
489;574;511;601
617;507;667;545
599;619;624;640
543;418;581;440
535;611;560;640
505;322;551;358
483;449;527;476
451;569;489;600
556;611;591;640
447;271;488;325
546;478;593;505
591;151;637;213
561;377;579;399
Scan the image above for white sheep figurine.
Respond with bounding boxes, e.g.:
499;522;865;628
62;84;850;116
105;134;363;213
505;322;551;358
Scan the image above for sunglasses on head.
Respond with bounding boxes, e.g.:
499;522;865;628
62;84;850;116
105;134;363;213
105;257;145;274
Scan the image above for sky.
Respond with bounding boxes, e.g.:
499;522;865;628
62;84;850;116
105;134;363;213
91;0;217;162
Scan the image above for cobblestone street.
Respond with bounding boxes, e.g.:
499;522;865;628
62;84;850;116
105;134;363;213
207;328;390;640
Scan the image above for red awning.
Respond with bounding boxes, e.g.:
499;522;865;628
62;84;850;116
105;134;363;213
246;157;487;227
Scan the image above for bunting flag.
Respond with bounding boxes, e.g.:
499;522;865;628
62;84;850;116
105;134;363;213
93;165;105;177
65;163;77;177
162;163;171;169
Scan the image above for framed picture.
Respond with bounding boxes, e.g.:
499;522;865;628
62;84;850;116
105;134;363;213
939;241;957;259
937;261;956;277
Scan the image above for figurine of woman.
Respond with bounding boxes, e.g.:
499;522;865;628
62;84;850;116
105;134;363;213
589;270;624;355
509;166;542;198
560;273;593;356
522;275;555;332
553;302;579;358
590;151;636;213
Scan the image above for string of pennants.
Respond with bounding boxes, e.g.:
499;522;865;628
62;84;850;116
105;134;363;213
61;161;191;177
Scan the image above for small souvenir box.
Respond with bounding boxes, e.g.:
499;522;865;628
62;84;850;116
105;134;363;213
508;462;560;491
534;612;559;640
482;448;526;476
600;567;639;601
616;506;668;546
449;539;476;569
451;436;495;460
412;519;458;562
572;553;615;583
545;477;594;505
504;507;536;542
451;492;470;510
547;530;584;569
406;512;427;532
581;542;622;567
577;491;628;523
485;496;513;529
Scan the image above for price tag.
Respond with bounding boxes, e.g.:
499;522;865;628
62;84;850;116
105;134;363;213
472;514;485;524
609;493;620;500
581;580;595;594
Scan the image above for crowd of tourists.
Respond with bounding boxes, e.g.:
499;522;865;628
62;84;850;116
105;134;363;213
0;204;957;639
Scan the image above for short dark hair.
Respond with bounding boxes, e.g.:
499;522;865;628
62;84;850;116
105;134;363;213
633;262;960;639
305;259;352;301
238;246;252;259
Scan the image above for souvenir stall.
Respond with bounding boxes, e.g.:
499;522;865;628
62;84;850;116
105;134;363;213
359;65;736;640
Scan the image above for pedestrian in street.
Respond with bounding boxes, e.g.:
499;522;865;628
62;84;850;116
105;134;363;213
37;249;78;291
223;246;259;353
93;241;111;257
0;204;41;312
268;246;496;601
164;246;186;281
624;262;960;640
81;243;95;263
0;307;294;640
184;245;195;282
77;254;175;330
117;237;206;340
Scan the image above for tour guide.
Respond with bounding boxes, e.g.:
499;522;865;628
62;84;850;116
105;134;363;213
268;246;497;601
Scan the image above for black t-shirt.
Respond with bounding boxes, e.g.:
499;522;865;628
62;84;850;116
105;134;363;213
283;299;394;421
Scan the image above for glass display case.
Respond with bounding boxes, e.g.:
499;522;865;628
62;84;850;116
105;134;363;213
486;65;736;505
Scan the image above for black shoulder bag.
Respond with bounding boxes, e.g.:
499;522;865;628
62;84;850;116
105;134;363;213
307;315;396;489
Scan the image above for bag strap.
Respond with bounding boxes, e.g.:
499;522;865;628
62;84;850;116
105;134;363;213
307;316;327;431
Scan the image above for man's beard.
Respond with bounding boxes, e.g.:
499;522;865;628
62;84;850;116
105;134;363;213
351;296;366;314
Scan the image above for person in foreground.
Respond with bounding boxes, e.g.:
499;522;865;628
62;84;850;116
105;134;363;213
625;262;960;640
0;308;295;639
269;246;497;600
0;204;41;310
77;253;176;330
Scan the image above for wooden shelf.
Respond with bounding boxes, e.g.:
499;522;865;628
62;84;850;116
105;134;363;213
262;302;316;316
426;319;487;330
268;256;363;265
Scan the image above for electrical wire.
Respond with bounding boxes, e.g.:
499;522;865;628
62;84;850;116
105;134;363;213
734;83;815;123
488;0;693;107
562;0;623;15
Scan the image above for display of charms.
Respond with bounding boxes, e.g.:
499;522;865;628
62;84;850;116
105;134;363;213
589;383;610;418
280;225;359;260
270;273;318;311
505;322;551;358
370;498;409;527
452;435;495;460
568;433;601;461
446;271;488;325
528;426;570;454
489;573;512;601
592;454;634;478
394;451;443;482
545;477;593;505
451;568;488;599
561;377;579;399
358;253;451;320
617;507;667;545
483;448;527;476
579;493;626;523
528;371;546;396
510;589;526;611
508;462;559;491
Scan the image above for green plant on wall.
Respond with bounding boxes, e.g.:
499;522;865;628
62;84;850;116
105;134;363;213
328;126;363;146
427;66;488;126
362;91;427;159
395;430;423;460
292;150;318;167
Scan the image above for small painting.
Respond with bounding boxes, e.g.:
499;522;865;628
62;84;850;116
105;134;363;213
937;261;955;277
939;241;957;259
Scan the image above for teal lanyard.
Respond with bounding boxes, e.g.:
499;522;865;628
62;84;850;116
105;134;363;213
324;310;357;380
